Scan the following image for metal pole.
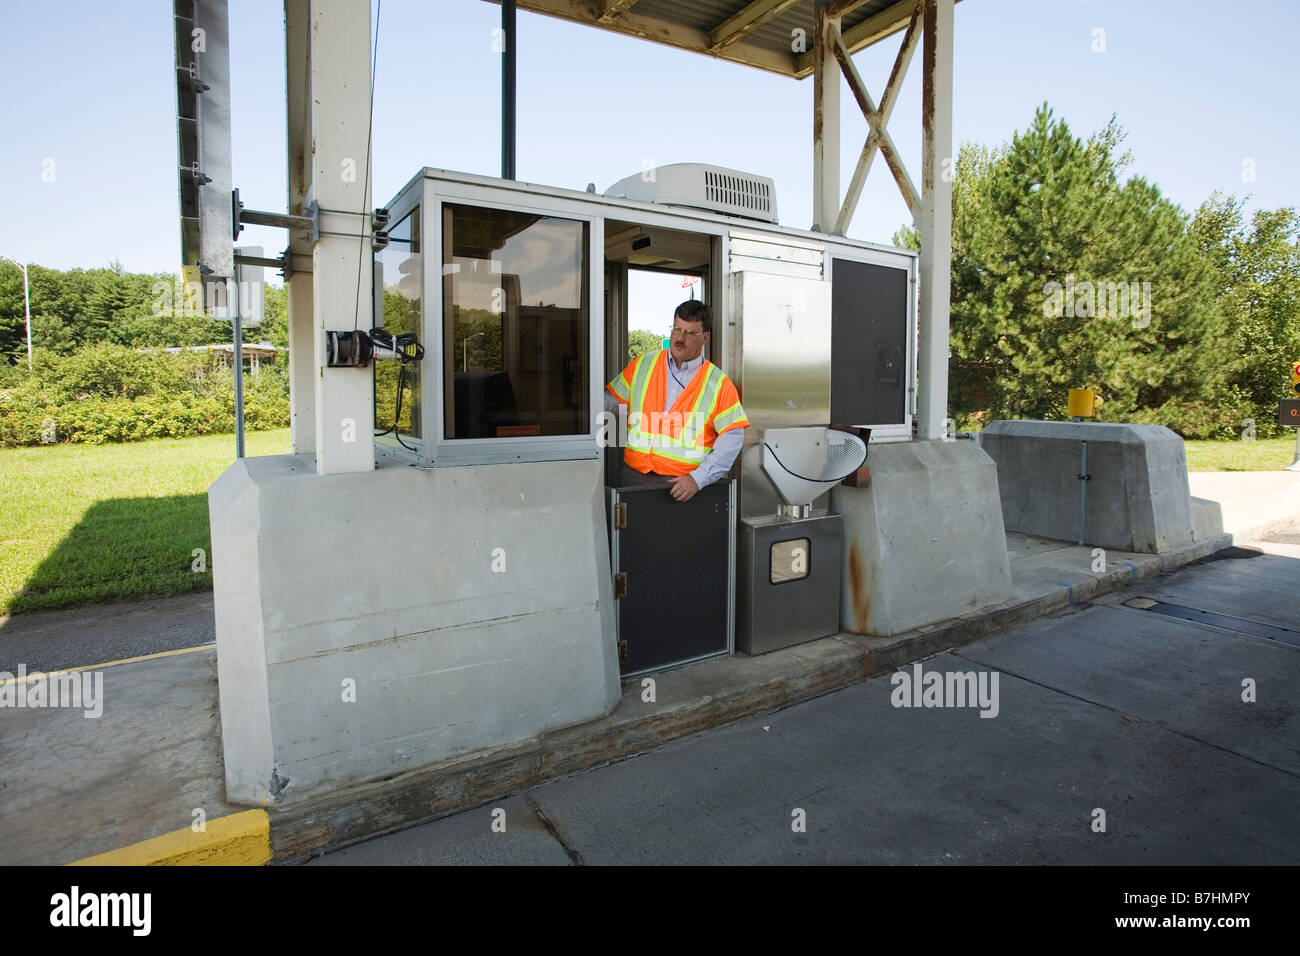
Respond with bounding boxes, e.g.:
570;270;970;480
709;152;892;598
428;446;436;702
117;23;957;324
812;1;840;232
1286;428;1300;472
502;0;516;180
915;0;955;441
1;255;32;371
232;282;245;460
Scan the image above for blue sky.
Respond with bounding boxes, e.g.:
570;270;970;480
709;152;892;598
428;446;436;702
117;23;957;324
0;0;1295;279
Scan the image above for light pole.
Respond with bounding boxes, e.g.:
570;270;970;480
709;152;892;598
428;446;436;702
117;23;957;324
462;331;485;371
0;254;32;372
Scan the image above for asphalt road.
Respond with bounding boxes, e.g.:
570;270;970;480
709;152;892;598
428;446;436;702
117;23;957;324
0;592;214;673
310;527;1300;865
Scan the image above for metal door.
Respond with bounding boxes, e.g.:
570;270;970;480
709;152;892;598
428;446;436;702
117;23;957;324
609;480;735;676
830;257;909;428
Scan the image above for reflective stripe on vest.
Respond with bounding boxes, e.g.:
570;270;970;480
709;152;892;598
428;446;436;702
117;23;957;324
624;351;728;474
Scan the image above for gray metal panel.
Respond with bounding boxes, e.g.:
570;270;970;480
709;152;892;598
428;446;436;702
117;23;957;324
730;267;832;518
830;257;908;427
175;0;233;286
729;270;831;434
174;2;201;274
736;512;842;655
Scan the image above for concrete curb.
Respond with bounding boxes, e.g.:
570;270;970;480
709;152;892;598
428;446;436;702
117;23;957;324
266;529;1240;864
68;810;270;866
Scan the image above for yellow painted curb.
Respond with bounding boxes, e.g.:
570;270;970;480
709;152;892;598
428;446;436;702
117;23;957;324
0;644;212;688
67;810;271;866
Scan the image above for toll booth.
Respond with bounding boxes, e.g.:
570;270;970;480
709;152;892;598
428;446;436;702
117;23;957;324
201;0;1012;810
372;163;915;676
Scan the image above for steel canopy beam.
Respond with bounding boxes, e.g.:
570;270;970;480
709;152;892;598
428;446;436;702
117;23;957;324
708;0;800;52
285;0;316;454
794;0;919;76
916;0;954;441
597;0;640;23
831;4;921;231
487;0;798;76
812;1;841;232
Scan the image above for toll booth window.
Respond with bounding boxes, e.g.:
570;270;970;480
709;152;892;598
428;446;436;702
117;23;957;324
442;203;589;439
375;209;422;439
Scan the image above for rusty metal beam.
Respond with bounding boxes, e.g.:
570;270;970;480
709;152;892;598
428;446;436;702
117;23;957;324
879;135;920;216
484;0;798;76
830;21;919;230
708;0;800;52
596;0;639;24
916;0;954;441
878;1;921;122
812;2;841;231
795;0;919;76
285;0;315;453
825;0;875;18
833;2;921;230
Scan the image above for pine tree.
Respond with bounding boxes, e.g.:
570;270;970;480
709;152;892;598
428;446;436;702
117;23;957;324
919;104;1239;435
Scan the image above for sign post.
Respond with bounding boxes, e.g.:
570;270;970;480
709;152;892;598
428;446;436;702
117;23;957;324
217;246;265;459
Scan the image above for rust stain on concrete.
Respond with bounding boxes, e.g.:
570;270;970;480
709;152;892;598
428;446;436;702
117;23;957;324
847;541;870;634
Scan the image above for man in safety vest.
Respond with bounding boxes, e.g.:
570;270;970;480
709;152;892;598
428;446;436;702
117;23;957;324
605;300;749;502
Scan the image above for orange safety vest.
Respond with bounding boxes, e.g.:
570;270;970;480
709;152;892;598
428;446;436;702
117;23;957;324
607;350;749;476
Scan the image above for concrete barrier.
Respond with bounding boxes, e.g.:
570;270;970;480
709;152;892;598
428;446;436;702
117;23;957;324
208;454;620;806
831;439;1013;637
980;420;1194;553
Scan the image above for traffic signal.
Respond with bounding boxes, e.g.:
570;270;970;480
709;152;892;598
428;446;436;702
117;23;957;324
1293;360;1300;395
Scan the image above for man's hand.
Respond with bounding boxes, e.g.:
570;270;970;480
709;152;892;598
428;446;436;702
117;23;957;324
668;474;699;502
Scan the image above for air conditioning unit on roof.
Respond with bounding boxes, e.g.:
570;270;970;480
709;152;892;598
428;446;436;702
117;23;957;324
604;163;778;224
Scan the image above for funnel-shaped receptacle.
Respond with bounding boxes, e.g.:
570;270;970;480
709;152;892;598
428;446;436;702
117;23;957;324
761;426;867;508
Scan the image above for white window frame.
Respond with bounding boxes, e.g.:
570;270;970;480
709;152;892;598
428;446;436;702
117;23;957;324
422;179;606;466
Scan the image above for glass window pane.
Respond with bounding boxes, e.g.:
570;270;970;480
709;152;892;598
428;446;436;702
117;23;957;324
770;538;810;584
442;203;589;439
375;210;422;439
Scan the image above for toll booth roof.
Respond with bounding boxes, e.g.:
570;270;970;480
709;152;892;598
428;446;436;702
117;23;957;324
480;0;946;78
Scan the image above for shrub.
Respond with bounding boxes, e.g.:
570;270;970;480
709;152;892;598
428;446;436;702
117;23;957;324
0;344;287;446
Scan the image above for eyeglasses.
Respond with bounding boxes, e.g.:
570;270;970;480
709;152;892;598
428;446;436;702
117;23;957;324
670;326;707;339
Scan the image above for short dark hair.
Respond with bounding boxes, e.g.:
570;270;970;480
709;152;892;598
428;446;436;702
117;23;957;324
673;299;712;333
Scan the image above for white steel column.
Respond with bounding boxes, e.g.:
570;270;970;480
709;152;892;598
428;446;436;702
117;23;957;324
812;1;841;233
285;0;315;453
309;0;374;475
916;0;953;440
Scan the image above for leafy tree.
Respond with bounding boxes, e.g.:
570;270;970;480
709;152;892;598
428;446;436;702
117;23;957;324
627;329;663;361
260;284;289;349
902;105;1240;436
0;262;243;362
1191;193;1300;437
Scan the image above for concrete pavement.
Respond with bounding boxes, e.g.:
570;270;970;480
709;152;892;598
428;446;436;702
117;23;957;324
312;527;1300;865
0;470;1295;864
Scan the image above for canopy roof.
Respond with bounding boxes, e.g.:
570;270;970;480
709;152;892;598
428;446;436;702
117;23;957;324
482;0;940;78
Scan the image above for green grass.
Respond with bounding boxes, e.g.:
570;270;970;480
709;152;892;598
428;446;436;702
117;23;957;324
1;428;1293;616
1183;436;1297;472
0;429;290;615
